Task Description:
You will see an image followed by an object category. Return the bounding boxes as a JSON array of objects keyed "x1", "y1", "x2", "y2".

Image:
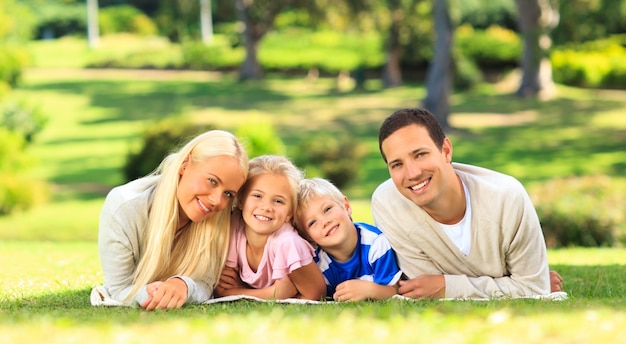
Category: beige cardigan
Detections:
[{"x1": 371, "y1": 163, "x2": 550, "y2": 299}]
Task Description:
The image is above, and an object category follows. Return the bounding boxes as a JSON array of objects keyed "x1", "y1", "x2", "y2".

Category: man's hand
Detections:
[
  {"x1": 397, "y1": 275, "x2": 445, "y2": 299},
  {"x1": 550, "y1": 270, "x2": 563, "y2": 292},
  {"x1": 141, "y1": 278, "x2": 188, "y2": 310}
]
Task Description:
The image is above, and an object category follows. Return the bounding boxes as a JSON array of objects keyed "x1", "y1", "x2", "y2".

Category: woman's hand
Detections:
[{"x1": 140, "y1": 278, "x2": 188, "y2": 310}]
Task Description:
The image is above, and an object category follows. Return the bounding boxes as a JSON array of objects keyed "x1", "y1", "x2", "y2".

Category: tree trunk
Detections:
[
  {"x1": 200, "y1": 0, "x2": 213, "y2": 45},
  {"x1": 382, "y1": 0, "x2": 403, "y2": 88},
  {"x1": 234, "y1": 0, "x2": 263, "y2": 80},
  {"x1": 514, "y1": 0, "x2": 558, "y2": 98},
  {"x1": 86, "y1": 0, "x2": 99, "y2": 49},
  {"x1": 422, "y1": 0, "x2": 453, "y2": 130}
]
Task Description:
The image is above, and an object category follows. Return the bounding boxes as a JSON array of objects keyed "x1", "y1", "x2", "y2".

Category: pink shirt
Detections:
[{"x1": 226, "y1": 212, "x2": 315, "y2": 288}]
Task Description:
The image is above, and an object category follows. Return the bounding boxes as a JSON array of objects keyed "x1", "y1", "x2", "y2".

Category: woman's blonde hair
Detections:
[
  {"x1": 294, "y1": 177, "x2": 345, "y2": 239},
  {"x1": 238, "y1": 155, "x2": 303, "y2": 225},
  {"x1": 124, "y1": 130, "x2": 248, "y2": 304}
]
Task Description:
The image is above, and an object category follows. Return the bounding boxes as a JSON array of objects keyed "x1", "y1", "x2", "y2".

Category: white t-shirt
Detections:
[{"x1": 437, "y1": 182, "x2": 472, "y2": 255}]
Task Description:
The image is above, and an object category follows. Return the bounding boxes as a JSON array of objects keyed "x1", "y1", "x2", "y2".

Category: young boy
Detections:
[{"x1": 295, "y1": 178, "x2": 402, "y2": 301}]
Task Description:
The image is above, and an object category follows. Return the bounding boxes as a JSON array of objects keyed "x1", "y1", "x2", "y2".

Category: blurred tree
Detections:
[
  {"x1": 422, "y1": 0, "x2": 455, "y2": 130},
  {"x1": 199, "y1": 0, "x2": 213, "y2": 45},
  {"x1": 86, "y1": 0, "x2": 99, "y2": 48},
  {"x1": 233, "y1": 0, "x2": 295, "y2": 80},
  {"x1": 340, "y1": 0, "x2": 431, "y2": 88},
  {"x1": 514, "y1": 0, "x2": 559, "y2": 98}
]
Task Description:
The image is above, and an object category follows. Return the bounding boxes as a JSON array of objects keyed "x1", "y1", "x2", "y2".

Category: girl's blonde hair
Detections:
[
  {"x1": 124, "y1": 130, "x2": 248, "y2": 304},
  {"x1": 238, "y1": 155, "x2": 303, "y2": 225},
  {"x1": 294, "y1": 177, "x2": 345, "y2": 239}
]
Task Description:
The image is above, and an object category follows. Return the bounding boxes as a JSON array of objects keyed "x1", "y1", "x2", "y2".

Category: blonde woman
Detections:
[{"x1": 95, "y1": 130, "x2": 248, "y2": 310}]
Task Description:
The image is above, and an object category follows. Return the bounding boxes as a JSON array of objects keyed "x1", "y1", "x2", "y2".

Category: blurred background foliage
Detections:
[{"x1": 1, "y1": 0, "x2": 625, "y2": 248}]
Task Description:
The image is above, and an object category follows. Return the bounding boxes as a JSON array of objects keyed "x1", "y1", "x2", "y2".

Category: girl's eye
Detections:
[
  {"x1": 323, "y1": 206, "x2": 332, "y2": 213},
  {"x1": 307, "y1": 220, "x2": 316, "y2": 228},
  {"x1": 274, "y1": 199, "x2": 285, "y2": 204}
]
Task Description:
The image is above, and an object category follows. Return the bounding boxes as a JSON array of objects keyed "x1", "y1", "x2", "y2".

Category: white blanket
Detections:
[{"x1": 90, "y1": 285, "x2": 568, "y2": 306}]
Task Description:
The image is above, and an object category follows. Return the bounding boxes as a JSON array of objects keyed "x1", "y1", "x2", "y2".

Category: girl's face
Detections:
[
  {"x1": 240, "y1": 173, "x2": 293, "y2": 236},
  {"x1": 177, "y1": 155, "x2": 246, "y2": 226}
]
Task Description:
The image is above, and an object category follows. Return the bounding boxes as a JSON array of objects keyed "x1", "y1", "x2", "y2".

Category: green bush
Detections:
[
  {"x1": 0, "y1": 127, "x2": 47, "y2": 214},
  {"x1": 0, "y1": 45, "x2": 30, "y2": 88},
  {"x1": 29, "y1": 1, "x2": 85, "y2": 39},
  {"x1": 1, "y1": 0, "x2": 37, "y2": 42},
  {"x1": 551, "y1": 40, "x2": 626, "y2": 89},
  {"x1": 261, "y1": 30, "x2": 384, "y2": 73},
  {"x1": 292, "y1": 133, "x2": 367, "y2": 190},
  {"x1": 181, "y1": 38, "x2": 244, "y2": 70},
  {"x1": 235, "y1": 122, "x2": 286, "y2": 159},
  {"x1": 1, "y1": 100, "x2": 47, "y2": 143},
  {"x1": 99, "y1": 5, "x2": 158, "y2": 36},
  {"x1": 454, "y1": 51, "x2": 482, "y2": 91},
  {"x1": 529, "y1": 176, "x2": 626, "y2": 248},
  {"x1": 456, "y1": 25, "x2": 521, "y2": 70},
  {"x1": 123, "y1": 118, "x2": 216, "y2": 182}
]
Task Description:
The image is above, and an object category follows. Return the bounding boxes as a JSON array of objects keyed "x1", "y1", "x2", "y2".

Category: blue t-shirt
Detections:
[{"x1": 314, "y1": 222, "x2": 402, "y2": 296}]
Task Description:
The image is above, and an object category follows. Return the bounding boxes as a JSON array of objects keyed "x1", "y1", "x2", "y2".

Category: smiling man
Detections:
[{"x1": 371, "y1": 108, "x2": 562, "y2": 300}]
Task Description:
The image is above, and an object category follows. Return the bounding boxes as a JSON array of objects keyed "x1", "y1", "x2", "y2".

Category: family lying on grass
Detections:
[{"x1": 93, "y1": 108, "x2": 565, "y2": 310}]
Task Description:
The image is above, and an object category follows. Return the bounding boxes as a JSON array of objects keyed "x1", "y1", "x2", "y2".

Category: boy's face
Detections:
[{"x1": 299, "y1": 195, "x2": 354, "y2": 249}]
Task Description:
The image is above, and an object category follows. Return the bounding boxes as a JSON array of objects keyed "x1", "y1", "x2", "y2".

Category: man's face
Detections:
[{"x1": 381, "y1": 124, "x2": 453, "y2": 212}]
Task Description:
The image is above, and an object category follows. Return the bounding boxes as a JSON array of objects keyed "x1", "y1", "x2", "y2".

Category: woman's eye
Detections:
[
  {"x1": 208, "y1": 178, "x2": 217, "y2": 185},
  {"x1": 224, "y1": 191, "x2": 234, "y2": 199}
]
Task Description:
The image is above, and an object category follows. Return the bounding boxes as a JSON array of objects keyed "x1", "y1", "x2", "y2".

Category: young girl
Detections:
[
  {"x1": 214, "y1": 155, "x2": 326, "y2": 300},
  {"x1": 95, "y1": 130, "x2": 249, "y2": 310}
]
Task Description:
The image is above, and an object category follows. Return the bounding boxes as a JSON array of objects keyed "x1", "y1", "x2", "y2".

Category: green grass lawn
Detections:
[
  {"x1": 1, "y1": 37, "x2": 626, "y2": 342},
  {"x1": 1, "y1": 241, "x2": 625, "y2": 343}
]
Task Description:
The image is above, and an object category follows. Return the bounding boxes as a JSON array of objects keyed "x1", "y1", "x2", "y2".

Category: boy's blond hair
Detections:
[{"x1": 295, "y1": 177, "x2": 345, "y2": 239}]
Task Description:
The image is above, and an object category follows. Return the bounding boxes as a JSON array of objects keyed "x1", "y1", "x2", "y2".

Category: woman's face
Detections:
[{"x1": 177, "y1": 155, "x2": 246, "y2": 226}]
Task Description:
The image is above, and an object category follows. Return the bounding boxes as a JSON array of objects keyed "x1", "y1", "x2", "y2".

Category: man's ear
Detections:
[{"x1": 442, "y1": 137, "x2": 453, "y2": 163}]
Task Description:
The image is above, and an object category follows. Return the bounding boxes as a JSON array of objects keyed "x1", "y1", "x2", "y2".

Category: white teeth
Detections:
[
  {"x1": 410, "y1": 179, "x2": 428, "y2": 191},
  {"x1": 197, "y1": 198, "x2": 210, "y2": 212},
  {"x1": 255, "y1": 215, "x2": 271, "y2": 221}
]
